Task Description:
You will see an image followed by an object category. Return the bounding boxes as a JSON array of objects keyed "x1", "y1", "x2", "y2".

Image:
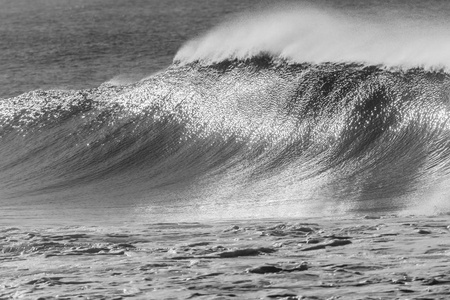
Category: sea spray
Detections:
[{"x1": 175, "y1": 5, "x2": 450, "y2": 70}]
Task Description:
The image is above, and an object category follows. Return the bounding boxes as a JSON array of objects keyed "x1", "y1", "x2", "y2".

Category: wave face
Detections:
[{"x1": 2, "y1": 56, "x2": 450, "y2": 219}]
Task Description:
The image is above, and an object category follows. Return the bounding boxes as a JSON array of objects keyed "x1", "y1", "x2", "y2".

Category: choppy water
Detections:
[{"x1": 2, "y1": 0, "x2": 450, "y2": 226}]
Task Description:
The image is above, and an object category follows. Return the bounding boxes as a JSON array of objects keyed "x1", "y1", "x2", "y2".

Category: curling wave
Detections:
[{"x1": 2, "y1": 54, "x2": 450, "y2": 217}]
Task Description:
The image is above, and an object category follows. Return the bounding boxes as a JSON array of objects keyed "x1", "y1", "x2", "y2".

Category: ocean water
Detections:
[
  {"x1": 2, "y1": 0, "x2": 450, "y2": 226},
  {"x1": 0, "y1": 0, "x2": 258, "y2": 99}
]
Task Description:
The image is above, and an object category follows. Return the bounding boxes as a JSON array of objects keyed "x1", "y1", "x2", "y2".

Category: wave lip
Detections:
[{"x1": 175, "y1": 5, "x2": 450, "y2": 70}]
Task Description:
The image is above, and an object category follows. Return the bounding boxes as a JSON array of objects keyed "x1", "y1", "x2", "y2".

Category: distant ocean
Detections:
[{"x1": 2, "y1": 0, "x2": 450, "y2": 226}]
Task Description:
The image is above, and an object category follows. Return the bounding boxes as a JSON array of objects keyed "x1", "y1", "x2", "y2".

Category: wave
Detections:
[
  {"x1": 175, "y1": 4, "x2": 450, "y2": 70},
  {"x1": 3, "y1": 4, "x2": 450, "y2": 218},
  {"x1": 2, "y1": 56, "x2": 450, "y2": 218}
]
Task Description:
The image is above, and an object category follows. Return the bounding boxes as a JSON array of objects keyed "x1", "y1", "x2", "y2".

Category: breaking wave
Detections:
[{"x1": 2, "y1": 6, "x2": 450, "y2": 219}]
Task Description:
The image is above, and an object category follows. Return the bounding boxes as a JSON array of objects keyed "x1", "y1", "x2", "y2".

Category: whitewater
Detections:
[{"x1": 2, "y1": 2, "x2": 450, "y2": 225}]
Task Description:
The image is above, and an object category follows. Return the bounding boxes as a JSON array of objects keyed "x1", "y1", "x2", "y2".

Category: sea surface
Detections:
[{"x1": 2, "y1": 0, "x2": 450, "y2": 227}]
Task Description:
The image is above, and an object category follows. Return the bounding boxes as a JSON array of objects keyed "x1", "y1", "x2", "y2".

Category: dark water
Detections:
[
  {"x1": 0, "y1": 0, "x2": 257, "y2": 99},
  {"x1": 2, "y1": 0, "x2": 450, "y2": 225}
]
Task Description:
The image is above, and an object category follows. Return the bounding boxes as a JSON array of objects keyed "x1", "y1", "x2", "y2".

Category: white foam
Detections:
[{"x1": 175, "y1": 4, "x2": 450, "y2": 69}]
